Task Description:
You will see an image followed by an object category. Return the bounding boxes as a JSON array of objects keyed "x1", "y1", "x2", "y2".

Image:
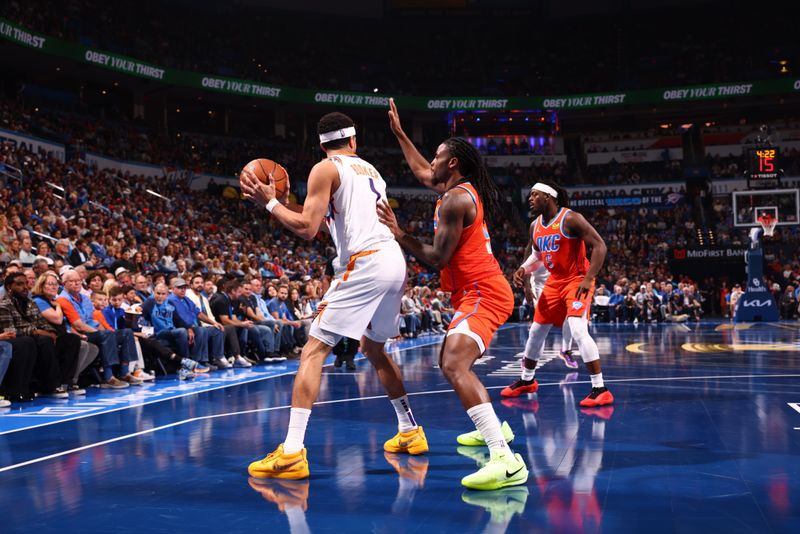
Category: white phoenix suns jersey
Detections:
[{"x1": 325, "y1": 155, "x2": 395, "y2": 270}]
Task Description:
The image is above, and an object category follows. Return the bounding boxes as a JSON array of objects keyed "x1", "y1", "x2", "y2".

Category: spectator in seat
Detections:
[
  {"x1": 69, "y1": 239, "x2": 90, "y2": 267},
  {"x1": 607, "y1": 285, "x2": 624, "y2": 323},
  {"x1": 103, "y1": 286, "x2": 182, "y2": 379},
  {"x1": 209, "y1": 279, "x2": 255, "y2": 368},
  {"x1": 779, "y1": 286, "x2": 797, "y2": 319},
  {"x1": 51, "y1": 239, "x2": 70, "y2": 264},
  {"x1": 142, "y1": 283, "x2": 210, "y2": 374},
  {"x1": 242, "y1": 278, "x2": 285, "y2": 362},
  {"x1": 400, "y1": 287, "x2": 420, "y2": 337},
  {"x1": 57, "y1": 269, "x2": 137, "y2": 389},
  {"x1": 0, "y1": 330, "x2": 37, "y2": 403},
  {"x1": 187, "y1": 273, "x2": 242, "y2": 365},
  {"x1": 0, "y1": 340, "x2": 11, "y2": 406},
  {"x1": 0, "y1": 271, "x2": 79, "y2": 398},
  {"x1": 133, "y1": 274, "x2": 152, "y2": 302},
  {"x1": 168, "y1": 277, "x2": 229, "y2": 369},
  {"x1": 267, "y1": 284, "x2": 304, "y2": 355},
  {"x1": 32, "y1": 271, "x2": 96, "y2": 394},
  {"x1": 17, "y1": 231, "x2": 37, "y2": 266}
]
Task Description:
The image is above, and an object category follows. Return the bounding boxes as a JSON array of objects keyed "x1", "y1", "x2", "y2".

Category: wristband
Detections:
[{"x1": 266, "y1": 198, "x2": 280, "y2": 213}]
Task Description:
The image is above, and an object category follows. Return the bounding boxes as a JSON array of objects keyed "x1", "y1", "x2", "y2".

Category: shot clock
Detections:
[{"x1": 747, "y1": 147, "x2": 781, "y2": 188}]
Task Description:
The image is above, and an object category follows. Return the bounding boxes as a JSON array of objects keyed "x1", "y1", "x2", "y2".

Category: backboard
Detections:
[{"x1": 732, "y1": 188, "x2": 799, "y2": 227}]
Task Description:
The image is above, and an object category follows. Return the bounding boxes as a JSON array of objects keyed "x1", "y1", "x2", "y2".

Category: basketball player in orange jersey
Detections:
[
  {"x1": 502, "y1": 181, "x2": 614, "y2": 407},
  {"x1": 240, "y1": 112, "x2": 428, "y2": 481},
  {"x1": 377, "y1": 98, "x2": 528, "y2": 491}
]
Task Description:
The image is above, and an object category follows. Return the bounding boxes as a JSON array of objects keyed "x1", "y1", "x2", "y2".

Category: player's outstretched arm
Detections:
[
  {"x1": 241, "y1": 160, "x2": 335, "y2": 240},
  {"x1": 388, "y1": 97, "x2": 435, "y2": 188},
  {"x1": 377, "y1": 191, "x2": 468, "y2": 270},
  {"x1": 565, "y1": 211, "x2": 607, "y2": 298}
]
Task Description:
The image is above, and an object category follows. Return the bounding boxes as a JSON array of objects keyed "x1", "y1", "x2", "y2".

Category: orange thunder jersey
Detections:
[
  {"x1": 531, "y1": 207, "x2": 590, "y2": 281},
  {"x1": 434, "y1": 182, "x2": 503, "y2": 292}
]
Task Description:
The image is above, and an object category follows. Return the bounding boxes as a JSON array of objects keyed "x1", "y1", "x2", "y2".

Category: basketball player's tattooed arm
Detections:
[
  {"x1": 564, "y1": 211, "x2": 607, "y2": 299},
  {"x1": 241, "y1": 160, "x2": 336, "y2": 240},
  {"x1": 377, "y1": 191, "x2": 469, "y2": 270},
  {"x1": 388, "y1": 98, "x2": 439, "y2": 191}
]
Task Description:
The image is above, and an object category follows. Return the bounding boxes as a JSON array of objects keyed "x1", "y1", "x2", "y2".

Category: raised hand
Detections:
[{"x1": 388, "y1": 97, "x2": 404, "y2": 137}]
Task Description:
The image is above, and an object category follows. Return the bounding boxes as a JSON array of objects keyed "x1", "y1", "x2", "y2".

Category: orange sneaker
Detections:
[
  {"x1": 579, "y1": 388, "x2": 614, "y2": 407},
  {"x1": 383, "y1": 426, "x2": 429, "y2": 455},
  {"x1": 248, "y1": 444, "x2": 310, "y2": 480},
  {"x1": 500, "y1": 379, "x2": 538, "y2": 398}
]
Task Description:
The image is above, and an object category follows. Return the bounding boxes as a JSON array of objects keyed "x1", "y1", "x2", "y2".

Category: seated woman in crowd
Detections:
[{"x1": 31, "y1": 271, "x2": 99, "y2": 392}]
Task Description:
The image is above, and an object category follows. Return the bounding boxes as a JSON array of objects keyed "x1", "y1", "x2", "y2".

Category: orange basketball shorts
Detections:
[
  {"x1": 533, "y1": 275, "x2": 594, "y2": 327},
  {"x1": 447, "y1": 274, "x2": 514, "y2": 353}
]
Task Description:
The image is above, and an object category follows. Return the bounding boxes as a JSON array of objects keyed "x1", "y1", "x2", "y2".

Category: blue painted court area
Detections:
[{"x1": 0, "y1": 322, "x2": 799, "y2": 533}]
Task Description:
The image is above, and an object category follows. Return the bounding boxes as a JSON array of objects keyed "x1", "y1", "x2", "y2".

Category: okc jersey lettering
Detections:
[
  {"x1": 535, "y1": 234, "x2": 561, "y2": 252},
  {"x1": 531, "y1": 207, "x2": 590, "y2": 281}
]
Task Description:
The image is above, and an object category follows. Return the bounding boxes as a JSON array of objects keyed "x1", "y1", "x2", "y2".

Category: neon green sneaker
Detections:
[
  {"x1": 456, "y1": 420, "x2": 515, "y2": 446},
  {"x1": 461, "y1": 449, "x2": 528, "y2": 491},
  {"x1": 462, "y1": 486, "x2": 530, "y2": 523}
]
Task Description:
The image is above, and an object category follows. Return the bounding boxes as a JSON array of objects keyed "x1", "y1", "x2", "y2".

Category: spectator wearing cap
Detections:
[
  {"x1": 142, "y1": 283, "x2": 210, "y2": 374},
  {"x1": 0, "y1": 271, "x2": 80, "y2": 398},
  {"x1": 168, "y1": 277, "x2": 228, "y2": 369},
  {"x1": 57, "y1": 269, "x2": 134, "y2": 389},
  {"x1": 115, "y1": 267, "x2": 132, "y2": 287}
]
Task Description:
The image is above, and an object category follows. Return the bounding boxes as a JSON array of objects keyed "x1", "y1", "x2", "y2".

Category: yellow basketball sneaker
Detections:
[
  {"x1": 461, "y1": 449, "x2": 528, "y2": 491},
  {"x1": 456, "y1": 420, "x2": 515, "y2": 446},
  {"x1": 383, "y1": 426, "x2": 429, "y2": 455},
  {"x1": 248, "y1": 444, "x2": 310, "y2": 480}
]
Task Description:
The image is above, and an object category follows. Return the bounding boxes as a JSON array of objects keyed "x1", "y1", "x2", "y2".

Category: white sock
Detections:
[
  {"x1": 390, "y1": 395, "x2": 418, "y2": 432},
  {"x1": 590, "y1": 373, "x2": 604, "y2": 388},
  {"x1": 467, "y1": 403, "x2": 513, "y2": 455},
  {"x1": 521, "y1": 364, "x2": 536, "y2": 382},
  {"x1": 284, "y1": 407, "x2": 311, "y2": 454}
]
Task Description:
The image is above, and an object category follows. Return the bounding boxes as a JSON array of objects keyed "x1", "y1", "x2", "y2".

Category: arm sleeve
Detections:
[{"x1": 520, "y1": 249, "x2": 543, "y2": 274}]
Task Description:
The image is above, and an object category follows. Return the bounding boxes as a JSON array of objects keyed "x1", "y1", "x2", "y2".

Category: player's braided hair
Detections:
[
  {"x1": 443, "y1": 137, "x2": 501, "y2": 230},
  {"x1": 537, "y1": 179, "x2": 570, "y2": 208}
]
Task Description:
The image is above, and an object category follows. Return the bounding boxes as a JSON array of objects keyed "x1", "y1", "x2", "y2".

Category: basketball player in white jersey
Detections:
[{"x1": 239, "y1": 112, "x2": 427, "y2": 480}]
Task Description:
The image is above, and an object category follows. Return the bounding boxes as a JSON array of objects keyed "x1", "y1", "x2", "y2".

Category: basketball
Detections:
[{"x1": 245, "y1": 158, "x2": 289, "y2": 199}]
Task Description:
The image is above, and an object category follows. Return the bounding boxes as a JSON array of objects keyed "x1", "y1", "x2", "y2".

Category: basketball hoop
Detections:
[{"x1": 757, "y1": 213, "x2": 777, "y2": 237}]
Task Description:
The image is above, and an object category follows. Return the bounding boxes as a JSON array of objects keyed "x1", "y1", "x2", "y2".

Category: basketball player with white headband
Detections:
[
  {"x1": 502, "y1": 180, "x2": 614, "y2": 408},
  {"x1": 240, "y1": 112, "x2": 428, "y2": 481},
  {"x1": 514, "y1": 187, "x2": 578, "y2": 370}
]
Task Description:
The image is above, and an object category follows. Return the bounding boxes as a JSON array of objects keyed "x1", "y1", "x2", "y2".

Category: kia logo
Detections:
[{"x1": 742, "y1": 300, "x2": 771, "y2": 308}]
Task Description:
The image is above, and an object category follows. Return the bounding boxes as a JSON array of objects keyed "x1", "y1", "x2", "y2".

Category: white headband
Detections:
[
  {"x1": 532, "y1": 183, "x2": 558, "y2": 198},
  {"x1": 319, "y1": 126, "x2": 356, "y2": 144}
]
